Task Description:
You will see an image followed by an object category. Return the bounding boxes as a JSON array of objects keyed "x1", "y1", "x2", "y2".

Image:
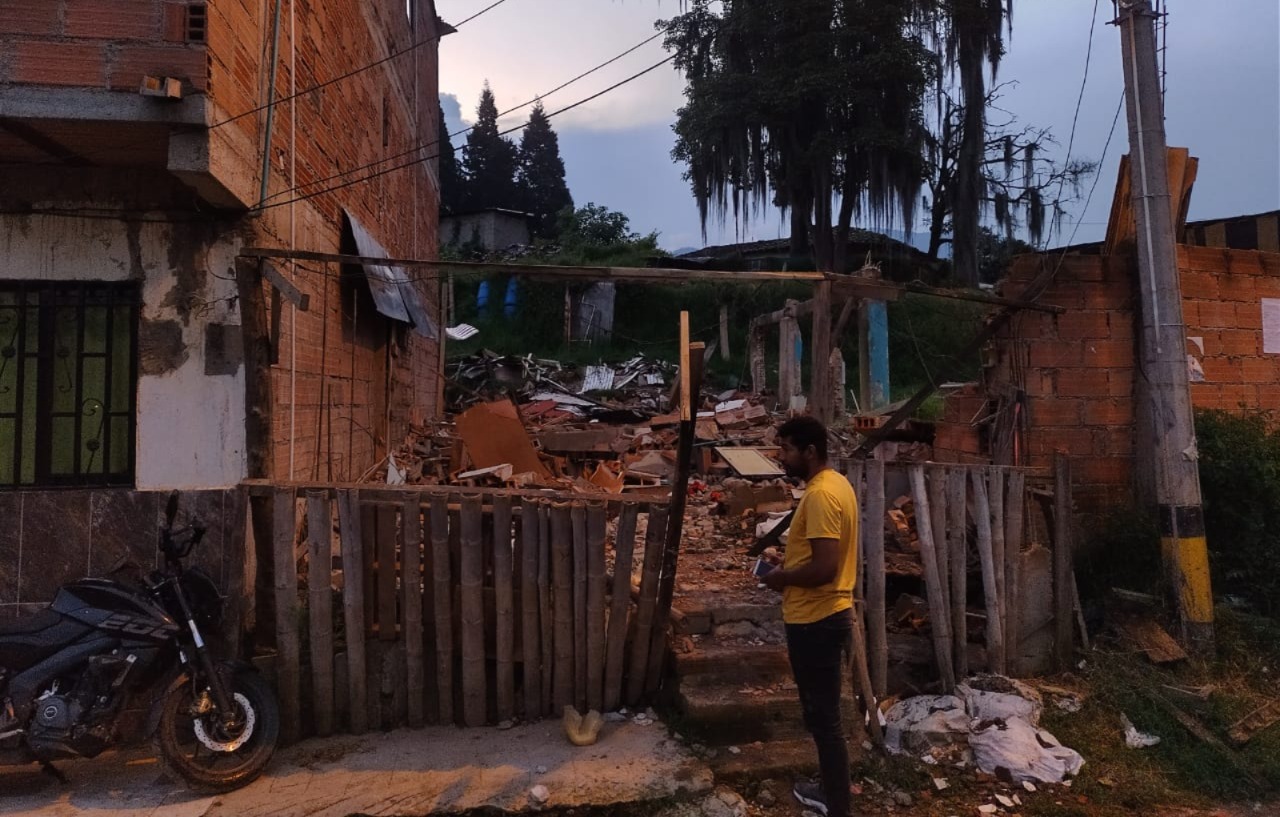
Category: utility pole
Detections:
[{"x1": 1116, "y1": 0, "x2": 1214, "y2": 652}]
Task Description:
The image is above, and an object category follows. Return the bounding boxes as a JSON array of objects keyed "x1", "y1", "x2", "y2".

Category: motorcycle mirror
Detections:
[{"x1": 165, "y1": 491, "x2": 180, "y2": 527}]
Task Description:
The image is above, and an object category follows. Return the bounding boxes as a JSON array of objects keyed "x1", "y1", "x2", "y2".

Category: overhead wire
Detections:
[{"x1": 1043, "y1": 0, "x2": 1102, "y2": 251}]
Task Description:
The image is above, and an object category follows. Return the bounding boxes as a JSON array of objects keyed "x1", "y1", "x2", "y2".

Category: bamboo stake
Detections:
[
  {"x1": 847, "y1": 462, "x2": 865, "y2": 604},
  {"x1": 428, "y1": 494, "x2": 454, "y2": 725},
  {"x1": 551, "y1": 502, "x2": 575, "y2": 711},
  {"x1": 493, "y1": 495, "x2": 515, "y2": 722},
  {"x1": 538, "y1": 502, "x2": 554, "y2": 716},
  {"x1": 1053, "y1": 454, "x2": 1075, "y2": 670},
  {"x1": 928, "y1": 465, "x2": 951, "y2": 615},
  {"x1": 908, "y1": 465, "x2": 955, "y2": 692},
  {"x1": 272, "y1": 488, "x2": 301, "y2": 744},
  {"x1": 520, "y1": 499, "x2": 542, "y2": 718},
  {"x1": 336, "y1": 489, "x2": 368, "y2": 734},
  {"x1": 970, "y1": 470, "x2": 1006, "y2": 674},
  {"x1": 571, "y1": 502, "x2": 589, "y2": 711},
  {"x1": 989, "y1": 467, "x2": 1007, "y2": 670},
  {"x1": 401, "y1": 496, "x2": 425, "y2": 728},
  {"x1": 864, "y1": 458, "x2": 888, "y2": 698},
  {"x1": 1004, "y1": 470, "x2": 1026, "y2": 676},
  {"x1": 604, "y1": 502, "x2": 639, "y2": 712},
  {"x1": 627, "y1": 505, "x2": 669, "y2": 705},
  {"x1": 459, "y1": 495, "x2": 486, "y2": 727},
  {"x1": 946, "y1": 468, "x2": 969, "y2": 679},
  {"x1": 306, "y1": 492, "x2": 335, "y2": 738},
  {"x1": 585, "y1": 502, "x2": 607, "y2": 712},
  {"x1": 849, "y1": 603, "x2": 884, "y2": 748}
]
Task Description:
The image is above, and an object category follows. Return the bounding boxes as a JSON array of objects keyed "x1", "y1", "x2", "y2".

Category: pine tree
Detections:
[
  {"x1": 461, "y1": 83, "x2": 520, "y2": 211},
  {"x1": 516, "y1": 101, "x2": 573, "y2": 239},
  {"x1": 438, "y1": 107, "x2": 465, "y2": 215}
]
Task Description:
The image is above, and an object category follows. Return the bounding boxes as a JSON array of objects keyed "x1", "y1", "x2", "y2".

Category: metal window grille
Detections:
[{"x1": 0, "y1": 282, "x2": 139, "y2": 488}]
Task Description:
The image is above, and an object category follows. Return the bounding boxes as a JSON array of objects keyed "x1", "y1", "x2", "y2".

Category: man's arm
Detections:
[{"x1": 763, "y1": 538, "x2": 840, "y2": 590}]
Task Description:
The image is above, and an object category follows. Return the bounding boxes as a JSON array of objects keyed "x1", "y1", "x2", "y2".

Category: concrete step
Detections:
[
  {"x1": 671, "y1": 678, "x2": 861, "y2": 745},
  {"x1": 674, "y1": 642, "x2": 792, "y2": 686},
  {"x1": 707, "y1": 737, "x2": 821, "y2": 783}
]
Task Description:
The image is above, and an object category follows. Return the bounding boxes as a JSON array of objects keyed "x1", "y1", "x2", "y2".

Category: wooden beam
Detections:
[{"x1": 262, "y1": 260, "x2": 310, "y2": 311}]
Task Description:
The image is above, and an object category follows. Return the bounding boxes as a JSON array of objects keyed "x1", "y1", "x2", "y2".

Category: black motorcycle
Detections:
[{"x1": 0, "y1": 493, "x2": 279, "y2": 792}]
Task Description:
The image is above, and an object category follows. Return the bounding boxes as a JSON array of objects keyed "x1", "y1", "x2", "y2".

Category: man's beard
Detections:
[{"x1": 783, "y1": 461, "x2": 807, "y2": 480}]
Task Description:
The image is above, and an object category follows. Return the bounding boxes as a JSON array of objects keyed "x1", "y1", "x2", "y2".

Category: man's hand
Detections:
[{"x1": 762, "y1": 569, "x2": 787, "y2": 591}]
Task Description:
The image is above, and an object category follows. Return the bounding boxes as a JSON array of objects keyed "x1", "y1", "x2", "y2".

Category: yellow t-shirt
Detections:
[{"x1": 781, "y1": 468, "x2": 859, "y2": 625}]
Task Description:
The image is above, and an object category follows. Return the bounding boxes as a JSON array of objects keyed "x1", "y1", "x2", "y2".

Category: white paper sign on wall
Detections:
[{"x1": 1263, "y1": 299, "x2": 1280, "y2": 354}]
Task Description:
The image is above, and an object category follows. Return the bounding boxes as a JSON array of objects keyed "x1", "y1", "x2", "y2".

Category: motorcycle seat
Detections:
[
  {"x1": 0, "y1": 607, "x2": 63, "y2": 636},
  {"x1": 0, "y1": 609, "x2": 92, "y2": 673}
]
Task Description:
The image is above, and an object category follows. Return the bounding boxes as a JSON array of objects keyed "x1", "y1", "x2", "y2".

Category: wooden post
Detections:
[
  {"x1": 538, "y1": 502, "x2": 554, "y2": 716},
  {"x1": 375, "y1": 506, "x2": 397, "y2": 641},
  {"x1": 1054, "y1": 454, "x2": 1075, "y2": 670},
  {"x1": 989, "y1": 467, "x2": 1007, "y2": 651},
  {"x1": 749, "y1": 323, "x2": 766, "y2": 395},
  {"x1": 337, "y1": 490, "x2": 368, "y2": 735},
  {"x1": 401, "y1": 495, "x2": 425, "y2": 728},
  {"x1": 428, "y1": 494, "x2": 454, "y2": 725},
  {"x1": 846, "y1": 461, "x2": 864, "y2": 604},
  {"x1": 928, "y1": 466, "x2": 951, "y2": 615},
  {"x1": 571, "y1": 502, "x2": 588, "y2": 711},
  {"x1": 864, "y1": 459, "x2": 888, "y2": 697},
  {"x1": 551, "y1": 502, "x2": 574, "y2": 711},
  {"x1": 811, "y1": 280, "x2": 833, "y2": 423},
  {"x1": 946, "y1": 468, "x2": 969, "y2": 679},
  {"x1": 1004, "y1": 470, "x2": 1026, "y2": 676},
  {"x1": 719, "y1": 304, "x2": 731, "y2": 361},
  {"x1": 272, "y1": 488, "x2": 300, "y2": 744},
  {"x1": 779, "y1": 301, "x2": 801, "y2": 403},
  {"x1": 627, "y1": 505, "x2": 669, "y2": 705},
  {"x1": 493, "y1": 495, "x2": 515, "y2": 722},
  {"x1": 306, "y1": 492, "x2": 335, "y2": 738},
  {"x1": 971, "y1": 470, "x2": 1006, "y2": 674},
  {"x1": 459, "y1": 495, "x2": 486, "y2": 727},
  {"x1": 585, "y1": 502, "x2": 607, "y2": 712},
  {"x1": 646, "y1": 328, "x2": 703, "y2": 693},
  {"x1": 604, "y1": 502, "x2": 639, "y2": 712},
  {"x1": 849, "y1": 604, "x2": 884, "y2": 748},
  {"x1": 520, "y1": 499, "x2": 542, "y2": 718},
  {"x1": 908, "y1": 465, "x2": 955, "y2": 692}
]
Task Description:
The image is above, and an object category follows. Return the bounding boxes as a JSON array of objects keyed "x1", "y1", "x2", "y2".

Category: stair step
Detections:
[
  {"x1": 674, "y1": 643, "x2": 791, "y2": 685},
  {"x1": 707, "y1": 737, "x2": 869, "y2": 783},
  {"x1": 672, "y1": 679, "x2": 861, "y2": 744}
]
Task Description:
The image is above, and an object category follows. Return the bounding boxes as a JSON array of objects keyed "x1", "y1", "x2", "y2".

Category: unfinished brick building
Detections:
[
  {"x1": 0, "y1": 1, "x2": 447, "y2": 615},
  {"x1": 934, "y1": 195, "x2": 1280, "y2": 515}
]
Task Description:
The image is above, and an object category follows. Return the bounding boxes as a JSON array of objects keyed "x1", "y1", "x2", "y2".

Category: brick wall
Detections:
[
  {"x1": 935, "y1": 246, "x2": 1280, "y2": 514},
  {"x1": 0, "y1": 0, "x2": 209, "y2": 90}
]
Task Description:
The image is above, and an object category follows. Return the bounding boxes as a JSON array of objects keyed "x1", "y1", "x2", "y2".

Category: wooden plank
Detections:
[
  {"x1": 262, "y1": 259, "x2": 310, "y2": 310},
  {"x1": 492, "y1": 495, "x2": 516, "y2": 722},
  {"x1": 551, "y1": 502, "x2": 575, "y2": 711},
  {"x1": 678, "y1": 312, "x2": 692, "y2": 421},
  {"x1": 946, "y1": 468, "x2": 969, "y2": 679},
  {"x1": 604, "y1": 502, "x2": 639, "y2": 712},
  {"x1": 1116, "y1": 615, "x2": 1188, "y2": 664},
  {"x1": 273, "y1": 488, "x2": 301, "y2": 744},
  {"x1": 538, "y1": 502, "x2": 554, "y2": 716},
  {"x1": 971, "y1": 469, "x2": 1005, "y2": 674},
  {"x1": 376, "y1": 506, "x2": 398, "y2": 641},
  {"x1": 908, "y1": 466, "x2": 955, "y2": 692},
  {"x1": 585, "y1": 502, "x2": 607, "y2": 713},
  {"x1": 864, "y1": 459, "x2": 888, "y2": 698},
  {"x1": 1004, "y1": 470, "x2": 1026, "y2": 676},
  {"x1": 520, "y1": 499, "x2": 542, "y2": 719},
  {"x1": 571, "y1": 502, "x2": 589, "y2": 711},
  {"x1": 627, "y1": 506, "x2": 669, "y2": 705},
  {"x1": 1053, "y1": 454, "x2": 1075, "y2": 670},
  {"x1": 401, "y1": 495, "x2": 425, "y2": 728},
  {"x1": 989, "y1": 467, "x2": 1007, "y2": 641},
  {"x1": 306, "y1": 491, "x2": 335, "y2": 738},
  {"x1": 928, "y1": 466, "x2": 950, "y2": 616},
  {"x1": 336, "y1": 490, "x2": 368, "y2": 735},
  {"x1": 459, "y1": 495, "x2": 486, "y2": 727},
  {"x1": 428, "y1": 494, "x2": 454, "y2": 724},
  {"x1": 360, "y1": 503, "x2": 377, "y2": 639},
  {"x1": 846, "y1": 461, "x2": 865, "y2": 604}
]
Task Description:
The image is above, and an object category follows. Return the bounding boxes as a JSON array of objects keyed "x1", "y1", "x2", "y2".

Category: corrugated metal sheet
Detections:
[{"x1": 342, "y1": 209, "x2": 437, "y2": 338}]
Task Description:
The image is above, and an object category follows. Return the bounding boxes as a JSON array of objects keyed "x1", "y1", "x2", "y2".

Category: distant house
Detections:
[
  {"x1": 670, "y1": 230, "x2": 944, "y2": 281},
  {"x1": 442, "y1": 208, "x2": 535, "y2": 253}
]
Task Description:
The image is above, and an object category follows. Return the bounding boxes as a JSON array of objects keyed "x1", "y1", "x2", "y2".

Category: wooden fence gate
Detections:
[{"x1": 245, "y1": 484, "x2": 674, "y2": 743}]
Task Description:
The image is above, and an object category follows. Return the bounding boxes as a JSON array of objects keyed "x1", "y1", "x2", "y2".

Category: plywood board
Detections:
[
  {"x1": 715, "y1": 447, "x2": 784, "y2": 477},
  {"x1": 456, "y1": 400, "x2": 552, "y2": 481}
]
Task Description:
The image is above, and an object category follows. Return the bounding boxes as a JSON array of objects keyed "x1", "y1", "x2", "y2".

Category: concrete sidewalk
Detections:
[{"x1": 0, "y1": 719, "x2": 714, "y2": 817}]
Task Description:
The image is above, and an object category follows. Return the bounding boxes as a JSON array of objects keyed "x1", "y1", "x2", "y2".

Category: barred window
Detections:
[{"x1": 0, "y1": 282, "x2": 139, "y2": 487}]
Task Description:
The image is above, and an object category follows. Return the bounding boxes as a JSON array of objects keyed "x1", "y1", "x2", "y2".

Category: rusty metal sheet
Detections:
[
  {"x1": 342, "y1": 209, "x2": 437, "y2": 338},
  {"x1": 455, "y1": 399, "x2": 551, "y2": 482}
]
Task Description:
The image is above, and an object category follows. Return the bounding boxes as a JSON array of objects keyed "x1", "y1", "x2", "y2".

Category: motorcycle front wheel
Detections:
[{"x1": 154, "y1": 669, "x2": 280, "y2": 793}]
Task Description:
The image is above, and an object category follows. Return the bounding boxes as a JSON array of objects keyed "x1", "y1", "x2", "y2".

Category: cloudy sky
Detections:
[{"x1": 436, "y1": 0, "x2": 1279, "y2": 253}]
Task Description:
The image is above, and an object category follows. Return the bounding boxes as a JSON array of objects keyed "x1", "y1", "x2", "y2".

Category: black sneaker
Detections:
[{"x1": 793, "y1": 779, "x2": 829, "y2": 816}]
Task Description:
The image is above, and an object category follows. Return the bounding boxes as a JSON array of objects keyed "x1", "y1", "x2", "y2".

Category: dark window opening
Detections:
[
  {"x1": 186, "y1": 3, "x2": 208, "y2": 43},
  {"x1": 0, "y1": 282, "x2": 139, "y2": 488}
]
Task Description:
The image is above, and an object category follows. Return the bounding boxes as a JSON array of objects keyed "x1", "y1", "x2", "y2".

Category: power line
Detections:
[
  {"x1": 1044, "y1": 0, "x2": 1102, "y2": 250},
  {"x1": 252, "y1": 54, "x2": 677, "y2": 213},
  {"x1": 263, "y1": 30, "x2": 667, "y2": 204},
  {"x1": 1052, "y1": 90, "x2": 1125, "y2": 258}
]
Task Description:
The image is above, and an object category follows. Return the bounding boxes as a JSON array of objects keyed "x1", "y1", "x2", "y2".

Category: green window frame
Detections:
[{"x1": 0, "y1": 282, "x2": 139, "y2": 487}]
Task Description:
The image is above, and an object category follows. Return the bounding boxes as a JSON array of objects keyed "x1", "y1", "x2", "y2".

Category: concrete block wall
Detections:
[{"x1": 935, "y1": 246, "x2": 1280, "y2": 515}]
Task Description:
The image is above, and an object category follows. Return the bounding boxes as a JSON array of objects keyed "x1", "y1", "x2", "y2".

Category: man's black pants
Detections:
[{"x1": 786, "y1": 609, "x2": 853, "y2": 817}]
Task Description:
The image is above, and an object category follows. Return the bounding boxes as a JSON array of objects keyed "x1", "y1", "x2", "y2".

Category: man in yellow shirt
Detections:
[{"x1": 762, "y1": 416, "x2": 859, "y2": 817}]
